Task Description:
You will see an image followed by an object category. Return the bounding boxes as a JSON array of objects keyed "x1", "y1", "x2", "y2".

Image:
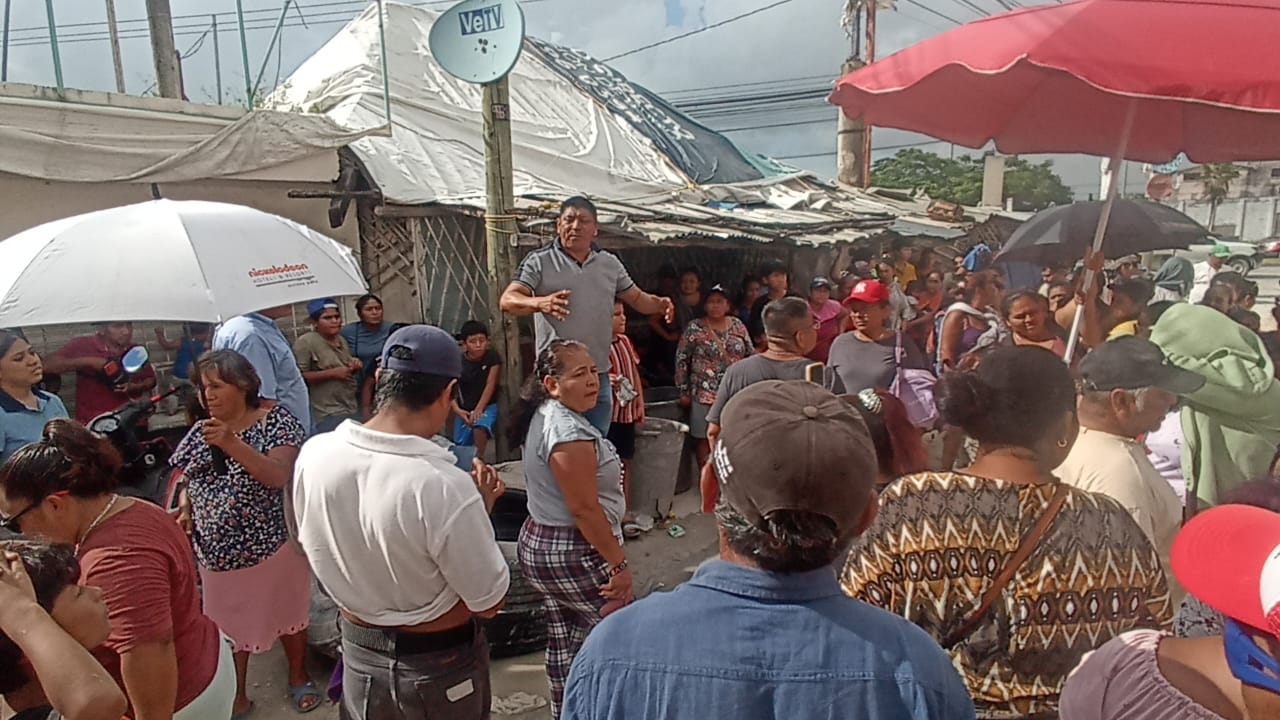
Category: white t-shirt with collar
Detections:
[{"x1": 292, "y1": 421, "x2": 509, "y2": 626}]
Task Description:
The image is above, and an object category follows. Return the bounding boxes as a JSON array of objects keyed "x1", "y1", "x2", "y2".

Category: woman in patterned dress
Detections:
[
  {"x1": 171, "y1": 350, "x2": 319, "y2": 717},
  {"x1": 675, "y1": 285, "x2": 752, "y2": 467},
  {"x1": 843, "y1": 346, "x2": 1172, "y2": 719}
]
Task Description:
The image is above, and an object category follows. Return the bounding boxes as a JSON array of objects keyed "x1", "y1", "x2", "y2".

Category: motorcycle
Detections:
[{"x1": 86, "y1": 346, "x2": 189, "y2": 510}]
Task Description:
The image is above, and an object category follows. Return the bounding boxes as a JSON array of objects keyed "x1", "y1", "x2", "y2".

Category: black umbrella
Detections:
[{"x1": 996, "y1": 199, "x2": 1209, "y2": 265}]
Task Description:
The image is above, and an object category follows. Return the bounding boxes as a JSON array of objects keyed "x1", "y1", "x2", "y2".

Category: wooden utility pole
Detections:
[
  {"x1": 104, "y1": 0, "x2": 126, "y2": 93},
  {"x1": 837, "y1": 1, "x2": 877, "y2": 187},
  {"x1": 836, "y1": 57, "x2": 867, "y2": 187},
  {"x1": 144, "y1": 0, "x2": 182, "y2": 98},
  {"x1": 483, "y1": 77, "x2": 523, "y2": 461},
  {"x1": 861, "y1": 0, "x2": 877, "y2": 187}
]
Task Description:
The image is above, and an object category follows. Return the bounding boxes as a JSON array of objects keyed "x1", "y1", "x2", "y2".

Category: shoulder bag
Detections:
[
  {"x1": 941, "y1": 483, "x2": 1071, "y2": 649},
  {"x1": 889, "y1": 331, "x2": 939, "y2": 429}
]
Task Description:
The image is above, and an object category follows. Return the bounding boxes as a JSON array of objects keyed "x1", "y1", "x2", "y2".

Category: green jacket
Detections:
[{"x1": 1149, "y1": 303, "x2": 1280, "y2": 509}]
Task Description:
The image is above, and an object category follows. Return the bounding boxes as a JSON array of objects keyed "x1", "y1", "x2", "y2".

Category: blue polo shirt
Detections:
[
  {"x1": 0, "y1": 389, "x2": 69, "y2": 462},
  {"x1": 214, "y1": 313, "x2": 312, "y2": 434},
  {"x1": 563, "y1": 560, "x2": 975, "y2": 720}
]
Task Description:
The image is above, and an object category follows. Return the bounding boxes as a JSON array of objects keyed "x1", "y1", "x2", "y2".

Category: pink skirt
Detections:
[{"x1": 200, "y1": 543, "x2": 311, "y2": 654}]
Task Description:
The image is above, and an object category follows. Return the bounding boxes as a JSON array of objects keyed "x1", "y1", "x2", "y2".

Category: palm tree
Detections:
[{"x1": 1201, "y1": 163, "x2": 1243, "y2": 230}]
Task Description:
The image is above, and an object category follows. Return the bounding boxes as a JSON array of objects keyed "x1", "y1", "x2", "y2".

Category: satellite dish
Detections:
[{"x1": 429, "y1": 0, "x2": 526, "y2": 84}]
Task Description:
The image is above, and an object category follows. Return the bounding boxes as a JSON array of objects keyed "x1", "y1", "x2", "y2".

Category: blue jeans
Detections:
[{"x1": 583, "y1": 373, "x2": 613, "y2": 434}]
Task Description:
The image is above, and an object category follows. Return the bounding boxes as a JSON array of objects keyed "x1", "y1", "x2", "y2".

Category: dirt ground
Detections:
[{"x1": 247, "y1": 489, "x2": 718, "y2": 720}]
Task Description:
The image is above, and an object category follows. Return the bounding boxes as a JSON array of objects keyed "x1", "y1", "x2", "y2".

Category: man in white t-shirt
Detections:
[
  {"x1": 292, "y1": 325, "x2": 509, "y2": 720},
  {"x1": 1188, "y1": 244, "x2": 1230, "y2": 304},
  {"x1": 1055, "y1": 336, "x2": 1205, "y2": 605}
]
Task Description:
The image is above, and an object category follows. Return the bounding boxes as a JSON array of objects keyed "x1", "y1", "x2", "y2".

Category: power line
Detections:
[
  {"x1": 6, "y1": 0, "x2": 550, "y2": 48},
  {"x1": 602, "y1": 0, "x2": 800, "y2": 62},
  {"x1": 776, "y1": 139, "x2": 948, "y2": 160},
  {"x1": 947, "y1": 0, "x2": 993, "y2": 18},
  {"x1": 657, "y1": 73, "x2": 834, "y2": 97},
  {"x1": 718, "y1": 117, "x2": 834, "y2": 133},
  {"x1": 901, "y1": 0, "x2": 965, "y2": 25}
]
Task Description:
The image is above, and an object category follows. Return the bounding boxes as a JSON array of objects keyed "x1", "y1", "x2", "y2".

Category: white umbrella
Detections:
[{"x1": 0, "y1": 199, "x2": 368, "y2": 326}]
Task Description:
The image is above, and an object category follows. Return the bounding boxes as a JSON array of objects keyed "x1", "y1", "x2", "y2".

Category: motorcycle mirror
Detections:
[{"x1": 121, "y1": 345, "x2": 149, "y2": 374}]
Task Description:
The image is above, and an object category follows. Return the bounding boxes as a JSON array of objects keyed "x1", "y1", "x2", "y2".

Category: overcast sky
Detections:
[{"x1": 4, "y1": 0, "x2": 1149, "y2": 199}]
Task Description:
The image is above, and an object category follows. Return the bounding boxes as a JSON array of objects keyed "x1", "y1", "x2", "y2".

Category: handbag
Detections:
[
  {"x1": 889, "y1": 331, "x2": 939, "y2": 429},
  {"x1": 941, "y1": 484, "x2": 1070, "y2": 649}
]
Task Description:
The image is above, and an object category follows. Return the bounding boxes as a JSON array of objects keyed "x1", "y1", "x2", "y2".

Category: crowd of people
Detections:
[{"x1": 4, "y1": 194, "x2": 1280, "y2": 720}]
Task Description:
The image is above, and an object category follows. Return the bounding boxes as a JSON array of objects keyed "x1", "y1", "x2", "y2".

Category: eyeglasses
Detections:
[
  {"x1": 0, "y1": 490, "x2": 68, "y2": 533},
  {"x1": 0, "y1": 502, "x2": 37, "y2": 533}
]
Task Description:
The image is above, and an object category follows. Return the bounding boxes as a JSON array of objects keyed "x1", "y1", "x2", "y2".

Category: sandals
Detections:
[
  {"x1": 231, "y1": 701, "x2": 255, "y2": 720},
  {"x1": 622, "y1": 520, "x2": 644, "y2": 539},
  {"x1": 288, "y1": 681, "x2": 323, "y2": 714}
]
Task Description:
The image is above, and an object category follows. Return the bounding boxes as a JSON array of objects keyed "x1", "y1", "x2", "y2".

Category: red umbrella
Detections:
[
  {"x1": 828, "y1": 0, "x2": 1280, "y2": 164},
  {"x1": 829, "y1": 0, "x2": 1280, "y2": 360}
]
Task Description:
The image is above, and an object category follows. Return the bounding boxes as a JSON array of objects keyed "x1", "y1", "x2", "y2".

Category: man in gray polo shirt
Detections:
[{"x1": 501, "y1": 196, "x2": 673, "y2": 432}]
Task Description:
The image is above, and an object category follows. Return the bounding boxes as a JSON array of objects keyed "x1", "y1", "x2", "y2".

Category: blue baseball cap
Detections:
[
  {"x1": 380, "y1": 325, "x2": 462, "y2": 379},
  {"x1": 306, "y1": 298, "x2": 339, "y2": 319}
]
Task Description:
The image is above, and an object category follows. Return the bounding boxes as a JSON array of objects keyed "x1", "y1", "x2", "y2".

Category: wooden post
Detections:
[
  {"x1": 861, "y1": 0, "x2": 877, "y2": 188},
  {"x1": 104, "y1": 0, "x2": 126, "y2": 93},
  {"x1": 836, "y1": 58, "x2": 867, "y2": 187},
  {"x1": 144, "y1": 0, "x2": 182, "y2": 99},
  {"x1": 483, "y1": 77, "x2": 523, "y2": 461}
]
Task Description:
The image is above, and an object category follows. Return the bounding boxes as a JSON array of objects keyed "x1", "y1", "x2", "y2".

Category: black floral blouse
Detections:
[{"x1": 170, "y1": 406, "x2": 306, "y2": 572}]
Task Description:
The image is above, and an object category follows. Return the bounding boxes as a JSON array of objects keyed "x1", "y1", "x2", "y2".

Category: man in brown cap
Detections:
[{"x1": 560, "y1": 381, "x2": 974, "y2": 720}]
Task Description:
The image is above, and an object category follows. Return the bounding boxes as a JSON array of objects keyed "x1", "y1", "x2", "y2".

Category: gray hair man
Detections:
[
  {"x1": 1055, "y1": 335, "x2": 1205, "y2": 603},
  {"x1": 561, "y1": 381, "x2": 974, "y2": 720},
  {"x1": 704, "y1": 297, "x2": 844, "y2": 451}
]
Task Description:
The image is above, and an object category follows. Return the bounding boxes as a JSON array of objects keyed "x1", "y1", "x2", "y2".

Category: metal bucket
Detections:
[
  {"x1": 629, "y1": 417, "x2": 689, "y2": 519},
  {"x1": 642, "y1": 387, "x2": 698, "y2": 494},
  {"x1": 644, "y1": 386, "x2": 685, "y2": 422}
]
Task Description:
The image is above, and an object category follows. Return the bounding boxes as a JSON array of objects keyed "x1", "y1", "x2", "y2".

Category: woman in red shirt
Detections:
[{"x1": 0, "y1": 420, "x2": 234, "y2": 720}]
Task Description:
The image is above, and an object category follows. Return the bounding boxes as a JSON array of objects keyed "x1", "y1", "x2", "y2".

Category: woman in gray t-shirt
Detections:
[{"x1": 512, "y1": 340, "x2": 630, "y2": 718}]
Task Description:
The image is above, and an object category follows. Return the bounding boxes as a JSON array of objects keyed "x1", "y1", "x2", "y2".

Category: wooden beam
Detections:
[{"x1": 287, "y1": 189, "x2": 382, "y2": 199}]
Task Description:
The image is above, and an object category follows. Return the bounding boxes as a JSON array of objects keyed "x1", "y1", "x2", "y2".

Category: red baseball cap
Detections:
[
  {"x1": 1171, "y1": 504, "x2": 1280, "y2": 638},
  {"x1": 843, "y1": 279, "x2": 891, "y2": 305}
]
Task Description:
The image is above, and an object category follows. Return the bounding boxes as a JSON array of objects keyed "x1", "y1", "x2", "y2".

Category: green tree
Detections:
[
  {"x1": 871, "y1": 149, "x2": 1072, "y2": 211},
  {"x1": 1200, "y1": 163, "x2": 1243, "y2": 229}
]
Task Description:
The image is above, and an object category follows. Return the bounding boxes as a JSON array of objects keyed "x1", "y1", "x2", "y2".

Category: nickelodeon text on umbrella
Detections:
[{"x1": 248, "y1": 264, "x2": 319, "y2": 289}]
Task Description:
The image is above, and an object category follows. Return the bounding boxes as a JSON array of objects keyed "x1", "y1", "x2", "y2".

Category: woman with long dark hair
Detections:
[
  {"x1": 510, "y1": 340, "x2": 629, "y2": 719},
  {"x1": 937, "y1": 270, "x2": 1006, "y2": 372},
  {"x1": 675, "y1": 286, "x2": 752, "y2": 467},
  {"x1": 0, "y1": 420, "x2": 234, "y2": 720},
  {"x1": 0, "y1": 330, "x2": 68, "y2": 463},
  {"x1": 340, "y1": 294, "x2": 396, "y2": 417}
]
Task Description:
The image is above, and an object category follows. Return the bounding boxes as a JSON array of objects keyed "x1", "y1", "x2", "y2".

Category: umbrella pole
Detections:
[{"x1": 1063, "y1": 102, "x2": 1138, "y2": 364}]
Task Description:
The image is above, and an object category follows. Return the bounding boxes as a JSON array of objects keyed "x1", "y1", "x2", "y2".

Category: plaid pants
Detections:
[{"x1": 517, "y1": 518, "x2": 613, "y2": 719}]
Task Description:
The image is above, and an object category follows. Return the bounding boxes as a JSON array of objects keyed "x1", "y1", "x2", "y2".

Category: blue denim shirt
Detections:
[
  {"x1": 214, "y1": 314, "x2": 312, "y2": 433},
  {"x1": 563, "y1": 560, "x2": 975, "y2": 720}
]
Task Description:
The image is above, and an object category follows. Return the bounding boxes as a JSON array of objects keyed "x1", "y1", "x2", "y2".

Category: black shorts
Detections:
[{"x1": 606, "y1": 421, "x2": 636, "y2": 459}]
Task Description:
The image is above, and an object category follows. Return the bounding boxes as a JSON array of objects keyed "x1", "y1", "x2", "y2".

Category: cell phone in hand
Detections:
[{"x1": 804, "y1": 362, "x2": 825, "y2": 384}]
